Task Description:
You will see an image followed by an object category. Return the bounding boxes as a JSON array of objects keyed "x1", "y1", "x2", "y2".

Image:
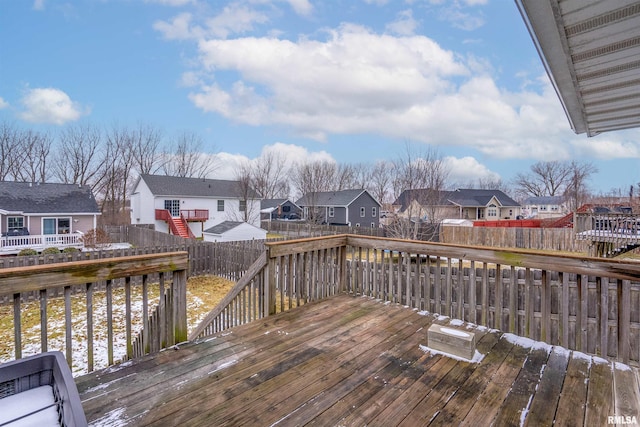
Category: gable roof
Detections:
[
  {"x1": 523, "y1": 195, "x2": 565, "y2": 206},
  {"x1": 296, "y1": 189, "x2": 380, "y2": 207},
  {"x1": 203, "y1": 221, "x2": 244, "y2": 234},
  {"x1": 0, "y1": 181, "x2": 100, "y2": 214},
  {"x1": 260, "y1": 198, "x2": 300, "y2": 210},
  {"x1": 447, "y1": 188, "x2": 520, "y2": 207},
  {"x1": 137, "y1": 174, "x2": 260, "y2": 199},
  {"x1": 394, "y1": 188, "x2": 520, "y2": 211},
  {"x1": 516, "y1": 0, "x2": 640, "y2": 136}
]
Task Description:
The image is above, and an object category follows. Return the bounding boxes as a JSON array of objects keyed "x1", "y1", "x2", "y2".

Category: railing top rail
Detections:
[
  {"x1": 265, "y1": 234, "x2": 348, "y2": 257},
  {"x1": 0, "y1": 251, "x2": 189, "y2": 294},
  {"x1": 266, "y1": 234, "x2": 640, "y2": 281}
]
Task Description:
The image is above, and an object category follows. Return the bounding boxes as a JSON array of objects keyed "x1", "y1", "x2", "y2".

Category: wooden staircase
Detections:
[
  {"x1": 155, "y1": 209, "x2": 196, "y2": 239},
  {"x1": 169, "y1": 216, "x2": 193, "y2": 238}
]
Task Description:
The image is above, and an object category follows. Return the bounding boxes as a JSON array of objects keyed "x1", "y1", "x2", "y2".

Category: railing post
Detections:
[
  {"x1": 173, "y1": 268, "x2": 188, "y2": 343},
  {"x1": 262, "y1": 247, "x2": 277, "y2": 317}
]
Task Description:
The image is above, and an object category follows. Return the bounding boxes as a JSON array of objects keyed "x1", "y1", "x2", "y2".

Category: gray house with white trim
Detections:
[
  {"x1": 296, "y1": 189, "x2": 382, "y2": 228},
  {"x1": 0, "y1": 181, "x2": 100, "y2": 253}
]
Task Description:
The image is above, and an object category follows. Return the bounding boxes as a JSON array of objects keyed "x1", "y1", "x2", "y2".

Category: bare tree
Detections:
[
  {"x1": 231, "y1": 160, "x2": 261, "y2": 224},
  {"x1": 53, "y1": 123, "x2": 105, "y2": 190},
  {"x1": 333, "y1": 163, "x2": 358, "y2": 190},
  {"x1": 130, "y1": 122, "x2": 163, "y2": 175},
  {"x1": 162, "y1": 131, "x2": 217, "y2": 178},
  {"x1": 387, "y1": 144, "x2": 450, "y2": 240},
  {"x1": 514, "y1": 160, "x2": 573, "y2": 198},
  {"x1": 251, "y1": 150, "x2": 290, "y2": 199},
  {"x1": 95, "y1": 124, "x2": 136, "y2": 225},
  {"x1": 563, "y1": 161, "x2": 597, "y2": 211},
  {"x1": 291, "y1": 160, "x2": 338, "y2": 222},
  {"x1": 0, "y1": 122, "x2": 23, "y2": 181},
  {"x1": 368, "y1": 160, "x2": 394, "y2": 205},
  {"x1": 14, "y1": 129, "x2": 52, "y2": 183}
]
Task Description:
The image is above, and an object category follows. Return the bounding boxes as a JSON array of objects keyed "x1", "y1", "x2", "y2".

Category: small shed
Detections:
[{"x1": 202, "y1": 221, "x2": 267, "y2": 243}]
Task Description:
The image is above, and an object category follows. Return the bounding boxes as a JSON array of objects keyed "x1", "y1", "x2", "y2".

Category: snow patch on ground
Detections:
[
  {"x1": 502, "y1": 333, "x2": 552, "y2": 353},
  {"x1": 88, "y1": 407, "x2": 127, "y2": 427}
]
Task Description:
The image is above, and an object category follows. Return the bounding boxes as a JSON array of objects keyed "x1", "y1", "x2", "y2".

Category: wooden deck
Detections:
[{"x1": 76, "y1": 294, "x2": 640, "y2": 426}]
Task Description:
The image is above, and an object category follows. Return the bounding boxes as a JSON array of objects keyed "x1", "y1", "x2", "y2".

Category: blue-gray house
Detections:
[{"x1": 296, "y1": 189, "x2": 382, "y2": 228}]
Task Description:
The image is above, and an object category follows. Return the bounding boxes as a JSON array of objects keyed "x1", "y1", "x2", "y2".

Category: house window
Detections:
[
  {"x1": 360, "y1": 207, "x2": 365, "y2": 217},
  {"x1": 164, "y1": 200, "x2": 180, "y2": 217},
  {"x1": 217, "y1": 200, "x2": 225, "y2": 212},
  {"x1": 487, "y1": 204, "x2": 497, "y2": 217},
  {"x1": 7, "y1": 216, "x2": 24, "y2": 232},
  {"x1": 239, "y1": 200, "x2": 246, "y2": 212},
  {"x1": 328, "y1": 207, "x2": 335, "y2": 218},
  {"x1": 355, "y1": 223, "x2": 360, "y2": 227},
  {"x1": 371, "y1": 222, "x2": 375, "y2": 228},
  {"x1": 282, "y1": 205, "x2": 291, "y2": 212},
  {"x1": 372, "y1": 207, "x2": 377, "y2": 217},
  {"x1": 43, "y1": 218, "x2": 70, "y2": 235}
]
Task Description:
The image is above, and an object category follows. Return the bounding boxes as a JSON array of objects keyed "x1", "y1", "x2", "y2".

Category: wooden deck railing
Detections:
[
  {"x1": 180, "y1": 209, "x2": 209, "y2": 221},
  {"x1": 0, "y1": 252, "x2": 188, "y2": 373},
  {"x1": 575, "y1": 212, "x2": 640, "y2": 256},
  {"x1": 191, "y1": 234, "x2": 640, "y2": 366}
]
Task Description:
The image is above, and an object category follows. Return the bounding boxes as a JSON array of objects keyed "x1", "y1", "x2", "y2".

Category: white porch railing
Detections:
[{"x1": 0, "y1": 233, "x2": 83, "y2": 253}]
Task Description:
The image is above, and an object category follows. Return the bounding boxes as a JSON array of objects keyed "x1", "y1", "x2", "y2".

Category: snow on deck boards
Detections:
[{"x1": 75, "y1": 294, "x2": 640, "y2": 426}]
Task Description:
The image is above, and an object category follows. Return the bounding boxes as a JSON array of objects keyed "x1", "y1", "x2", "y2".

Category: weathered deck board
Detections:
[
  {"x1": 75, "y1": 294, "x2": 640, "y2": 426},
  {"x1": 553, "y1": 352, "x2": 591, "y2": 426},
  {"x1": 525, "y1": 346, "x2": 570, "y2": 426}
]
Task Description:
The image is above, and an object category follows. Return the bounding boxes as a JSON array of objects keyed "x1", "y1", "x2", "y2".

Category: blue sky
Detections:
[{"x1": 1, "y1": 0, "x2": 639, "y2": 195}]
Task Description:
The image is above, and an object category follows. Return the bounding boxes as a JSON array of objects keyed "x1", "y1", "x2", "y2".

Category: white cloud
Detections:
[
  {"x1": 213, "y1": 142, "x2": 334, "y2": 180},
  {"x1": 386, "y1": 9, "x2": 418, "y2": 36},
  {"x1": 0, "y1": 97, "x2": 8, "y2": 109},
  {"x1": 32, "y1": 0, "x2": 45, "y2": 11},
  {"x1": 153, "y1": 12, "x2": 202, "y2": 40},
  {"x1": 19, "y1": 88, "x2": 87, "y2": 125},
  {"x1": 191, "y1": 24, "x2": 468, "y2": 140},
  {"x1": 444, "y1": 156, "x2": 501, "y2": 186},
  {"x1": 154, "y1": 5, "x2": 269, "y2": 40},
  {"x1": 285, "y1": 0, "x2": 313, "y2": 16},
  {"x1": 569, "y1": 133, "x2": 640, "y2": 160}
]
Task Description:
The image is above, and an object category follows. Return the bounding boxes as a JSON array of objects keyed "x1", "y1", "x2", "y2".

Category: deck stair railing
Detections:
[
  {"x1": 155, "y1": 209, "x2": 195, "y2": 239},
  {"x1": 0, "y1": 252, "x2": 188, "y2": 373},
  {"x1": 191, "y1": 234, "x2": 640, "y2": 367}
]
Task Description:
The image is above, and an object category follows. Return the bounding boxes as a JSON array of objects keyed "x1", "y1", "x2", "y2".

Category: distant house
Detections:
[
  {"x1": 296, "y1": 189, "x2": 382, "y2": 227},
  {"x1": 394, "y1": 188, "x2": 521, "y2": 221},
  {"x1": 260, "y1": 199, "x2": 302, "y2": 221},
  {"x1": 202, "y1": 221, "x2": 267, "y2": 243},
  {"x1": 130, "y1": 174, "x2": 261, "y2": 238},
  {"x1": 0, "y1": 181, "x2": 100, "y2": 253},
  {"x1": 521, "y1": 196, "x2": 568, "y2": 219}
]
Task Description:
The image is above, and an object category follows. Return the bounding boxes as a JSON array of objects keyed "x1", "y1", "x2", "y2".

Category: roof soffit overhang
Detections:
[{"x1": 516, "y1": 0, "x2": 640, "y2": 136}]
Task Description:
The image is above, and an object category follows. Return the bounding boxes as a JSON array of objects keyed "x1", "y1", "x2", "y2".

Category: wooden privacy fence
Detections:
[
  {"x1": 0, "y1": 252, "x2": 188, "y2": 374},
  {"x1": 0, "y1": 239, "x2": 265, "y2": 282},
  {"x1": 440, "y1": 225, "x2": 588, "y2": 252},
  {"x1": 191, "y1": 234, "x2": 640, "y2": 366}
]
